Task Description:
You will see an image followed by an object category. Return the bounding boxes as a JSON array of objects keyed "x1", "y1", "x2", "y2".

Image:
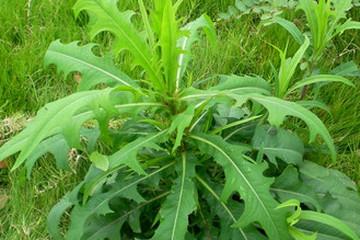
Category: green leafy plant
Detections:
[
  {"x1": 263, "y1": 0, "x2": 360, "y2": 98},
  {"x1": 268, "y1": 36, "x2": 355, "y2": 99},
  {"x1": 1, "y1": 0, "x2": 360, "y2": 239}
]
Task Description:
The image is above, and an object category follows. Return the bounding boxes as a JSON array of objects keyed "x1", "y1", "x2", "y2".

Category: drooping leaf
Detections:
[
  {"x1": 295, "y1": 221, "x2": 353, "y2": 240},
  {"x1": 252, "y1": 125, "x2": 304, "y2": 166},
  {"x1": 277, "y1": 198, "x2": 359, "y2": 240},
  {"x1": 296, "y1": 100, "x2": 330, "y2": 113},
  {"x1": 262, "y1": 17, "x2": 305, "y2": 45},
  {"x1": 250, "y1": 95, "x2": 336, "y2": 161},
  {"x1": 151, "y1": 152, "x2": 197, "y2": 240},
  {"x1": 213, "y1": 104, "x2": 248, "y2": 122},
  {"x1": 327, "y1": 0, "x2": 354, "y2": 38},
  {"x1": 82, "y1": 209, "x2": 127, "y2": 240},
  {"x1": 321, "y1": 194, "x2": 360, "y2": 236},
  {"x1": 298, "y1": 161, "x2": 360, "y2": 235},
  {"x1": 287, "y1": 74, "x2": 355, "y2": 93},
  {"x1": 82, "y1": 192, "x2": 168, "y2": 240},
  {"x1": 336, "y1": 19, "x2": 360, "y2": 35},
  {"x1": 25, "y1": 134, "x2": 71, "y2": 176},
  {"x1": 289, "y1": 226, "x2": 318, "y2": 240},
  {"x1": 190, "y1": 133, "x2": 290, "y2": 240},
  {"x1": 0, "y1": 88, "x2": 115, "y2": 170},
  {"x1": 211, "y1": 75, "x2": 271, "y2": 96},
  {"x1": 45, "y1": 40, "x2": 136, "y2": 91},
  {"x1": 108, "y1": 130, "x2": 167, "y2": 173},
  {"x1": 180, "y1": 75, "x2": 271, "y2": 103},
  {"x1": 0, "y1": 89, "x2": 161, "y2": 171}
]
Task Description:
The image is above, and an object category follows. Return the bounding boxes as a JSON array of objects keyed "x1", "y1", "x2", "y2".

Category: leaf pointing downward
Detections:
[
  {"x1": 0, "y1": 88, "x2": 117, "y2": 170},
  {"x1": 190, "y1": 133, "x2": 290, "y2": 240},
  {"x1": 151, "y1": 152, "x2": 197, "y2": 240},
  {"x1": 251, "y1": 95, "x2": 336, "y2": 161}
]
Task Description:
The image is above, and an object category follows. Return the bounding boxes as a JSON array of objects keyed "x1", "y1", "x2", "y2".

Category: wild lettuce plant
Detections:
[{"x1": 0, "y1": 0, "x2": 360, "y2": 239}]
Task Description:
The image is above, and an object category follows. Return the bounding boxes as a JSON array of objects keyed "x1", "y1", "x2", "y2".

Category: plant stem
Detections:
[{"x1": 300, "y1": 59, "x2": 315, "y2": 100}]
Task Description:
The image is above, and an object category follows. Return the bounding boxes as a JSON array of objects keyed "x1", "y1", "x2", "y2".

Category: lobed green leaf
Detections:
[
  {"x1": 73, "y1": 0, "x2": 164, "y2": 90},
  {"x1": 151, "y1": 152, "x2": 197, "y2": 240},
  {"x1": 250, "y1": 95, "x2": 337, "y2": 161},
  {"x1": 190, "y1": 133, "x2": 290, "y2": 240},
  {"x1": 176, "y1": 14, "x2": 215, "y2": 86},
  {"x1": 45, "y1": 40, "x2": 137, "y2": 91}
]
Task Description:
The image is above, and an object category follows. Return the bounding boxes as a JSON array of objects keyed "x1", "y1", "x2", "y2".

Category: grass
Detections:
[
  {"x1": 0, "y1": 0, "x2": 83, "y2": 115},
  {"x1": 0, "y1": 0, "x2": 359, "y2": 239}
]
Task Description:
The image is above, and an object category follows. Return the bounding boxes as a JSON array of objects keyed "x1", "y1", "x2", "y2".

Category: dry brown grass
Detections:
[{"x1": 0, "y1": 113, "x2": 30, "y2": 146}]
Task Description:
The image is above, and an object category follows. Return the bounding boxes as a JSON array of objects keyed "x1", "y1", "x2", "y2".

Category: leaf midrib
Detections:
[
  {"x1": 92, "y1": 2, "x2": 162, "y2": 86},
  {"x1": 85, "y1": 162, "x2": 175, "y2": 224},
  {"x1": 270, "y1": 188, "x2": 318, "y2": 204},
  {"x1": 171, "y1": 154, "x2": 187, "y2": 240},
  {"x1": 110, "y1": 130, "x2": 167, "y2": 167},
  {"x1": 251, "y1": 96, "x2": 333, "y2": 147},
  {"x1": 191, "y1": 135, "x2": 279, "y2": 237},
  {"x1": 180, "y1": 88, "x2": 268, "y2": 100},
  {"x1": 48, "y1": 51, "x2": 131, "y2": 86}
]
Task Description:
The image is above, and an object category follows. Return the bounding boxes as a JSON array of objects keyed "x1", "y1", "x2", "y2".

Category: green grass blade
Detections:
[{"x1": 278, "y1": 36, "x2": 309, "y2": 98}]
